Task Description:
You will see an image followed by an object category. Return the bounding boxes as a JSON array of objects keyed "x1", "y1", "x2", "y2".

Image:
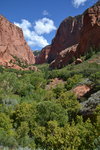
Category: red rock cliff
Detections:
[
  {"x1": 50, "y1": 1, "x2": 100, "y2": 69},
  {"x1": 76, "y1": 1, "x2": 100, "y2": 56},
  {"x1": 35, "y1": 45, "x2": 51, "y2": 64},
  {"x1": 50, "y1": 44, "x2": 78, "y2": 69},
  {"x1": 0, "y1": 15, "x2": 35, "y2": 66},
  {"x1": 48, "y1": 15, "x2": 83, "y2": 63}
]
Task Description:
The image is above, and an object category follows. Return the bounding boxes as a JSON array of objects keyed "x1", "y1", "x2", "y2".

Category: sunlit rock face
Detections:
[{"x1": 0, "y1": 15, "x2": 35, "y2": 67}]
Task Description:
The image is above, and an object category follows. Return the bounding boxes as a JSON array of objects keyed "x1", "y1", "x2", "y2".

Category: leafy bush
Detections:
[{"x1": 65, "y1": 74, "x2": 83, "y2": 90}]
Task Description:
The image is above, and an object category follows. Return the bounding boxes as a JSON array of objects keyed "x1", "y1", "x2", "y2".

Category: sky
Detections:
[{"x1": 0, "y1": 0, "x2": 98, "y2": 50}]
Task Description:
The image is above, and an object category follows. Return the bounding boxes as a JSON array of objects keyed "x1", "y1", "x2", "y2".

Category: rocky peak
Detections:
[{"x1": 0, "y1": 15, "x2": 35, "y2": 67}]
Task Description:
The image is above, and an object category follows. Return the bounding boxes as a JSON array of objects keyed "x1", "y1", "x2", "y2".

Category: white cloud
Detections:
[
  {"x1": 14, "y1": 19, "x2": 32, "y2": 39},
  {"x1": 14, "y1": 18, "x2": 57, "y2": 48},
  {"x1": 72, "y1": 0, "x2": 87, "y2": 8},
  {"x1": 43, "y1": 10, "x2": 49, "y2": 16},
  {"x1": 34, "y1": 17, "x2": 57, "y2": 35},
  {"x1": 27, "y1": 31, "x2": 49, "y2": 48}
]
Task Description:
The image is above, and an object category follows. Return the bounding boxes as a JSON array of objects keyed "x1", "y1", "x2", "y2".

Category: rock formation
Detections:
[
  {"x1": 1, "y1": 1, "x2": 100, "y2": 70},
  {"x1": 80, "y1": 90, "x2": 100, "y2": 116},
  {"x1": 50, "y1": 1, "x2": 100, "y2": 69},
  {"x1": 50, "y1": 44, "x2": 78, "y2": 69},
  {"x1": 73, "y1": 85, "x2": 91, "y2": 99},
  {"x1": 36, "y1": 15, "x2": 83, "y2": 65},
  {"x1": 48, "y1": 15, "x2": 83, "y2": 63},
  {"x1": 76, "y1": 1, "x2": 100, "y2": 56},
  {"x1": 0, "y1": 15, "x2": 35, "y2": 67},
  {"x1": 35, "y1": 45, "x2": 51, "y2": 64}
]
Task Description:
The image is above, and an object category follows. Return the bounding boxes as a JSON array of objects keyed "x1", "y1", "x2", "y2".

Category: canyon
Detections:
[
  {"x1": 0, "y1": 1, "x2": 100, "y2": 70},
  {"x1": 36, "y1": 1, "x2": 100, "y2": 69}
]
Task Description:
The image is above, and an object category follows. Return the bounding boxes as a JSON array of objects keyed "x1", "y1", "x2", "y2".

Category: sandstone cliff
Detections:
[
  {"x1": 0, "y1": 15, "x2": 35, "y2": 67},
  {"x1": 48, "y1": 15, "x2": 83, "y2": 63},
  {"x1": 35, "y1": 45, "x2": 51, "y2": 64},
  {"x1": 76, "y1": 1, "x2": 100, "y2": 56},
  {"x1": 50, "y1": 1, "x2": 100, "y2": 69},
  {"x1": 50, "y1": 44, "x2": 78, "y2": 69}
]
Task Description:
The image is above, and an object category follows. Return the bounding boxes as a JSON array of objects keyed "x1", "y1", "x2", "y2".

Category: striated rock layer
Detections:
[{"x1": 0, "y1": 15, "x2": 35, "y2": 67}]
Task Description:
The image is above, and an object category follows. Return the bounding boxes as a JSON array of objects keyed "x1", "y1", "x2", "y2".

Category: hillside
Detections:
[{"x1": 0, "y1": 51, "x2": 99, "y2": 149}]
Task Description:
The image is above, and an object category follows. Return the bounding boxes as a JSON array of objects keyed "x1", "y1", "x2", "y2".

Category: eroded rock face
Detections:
[
  {"x1": 49, "y1": 2, "x2": 100, "y2": 69},
  {"x1": 48, "y1": 15, "x2": 83, "y2": 63},
  {"x1": 50, "y1": 44, "x2": 78, "y2": 69},
  {"x1": 0, "y1": 15, "x2": 35, "y2": 67},
  {"x1": 76, "y1": 2, "x2": 100, "y2": 56},
  {"x1": 35, "y1": 45, "x2": 51, "y2": 64}
]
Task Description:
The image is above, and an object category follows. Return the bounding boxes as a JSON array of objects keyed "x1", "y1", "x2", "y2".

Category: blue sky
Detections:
[{"x1": 0, "y1": 0, "x2": 98, "y2": 50}]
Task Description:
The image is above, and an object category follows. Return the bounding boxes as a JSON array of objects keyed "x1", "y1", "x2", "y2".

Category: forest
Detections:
[{"x1": 0, "y1": 52, "x2": 100, "y2": 150}]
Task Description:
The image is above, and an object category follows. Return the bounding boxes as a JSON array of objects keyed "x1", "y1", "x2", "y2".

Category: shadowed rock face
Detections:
[
  {"x1": 48, "y1": 15, "x2": 83, "y2": 63},
  {"x1": 0, "y1": 15, "x2": 35, "y2": 66},
  {"x1": 35, "y1": 45, "x2": 51, "y2": 64},
  {"x1": 76, "y1": 2, "x2": 100, "y2": 56}
]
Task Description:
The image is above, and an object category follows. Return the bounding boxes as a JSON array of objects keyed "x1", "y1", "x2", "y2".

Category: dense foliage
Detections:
[{"x1": 0, "y1": 52, "x2": 100, "y2": 150}]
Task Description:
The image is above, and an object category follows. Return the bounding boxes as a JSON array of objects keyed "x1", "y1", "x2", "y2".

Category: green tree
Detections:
[
  {"x1": 76, "y1": 117, "x2": 98, "y2": 150},
  {"x1": 36, "y1": 101, "x2": 68, "y2": 126},
  {"x1": 16, "y1": 121, "x2": 33, "y2": 148},
  {"x1": 33, "y1": 125, "x2": 46, "y2": 149},
  {"x1": 0, "y1": 112, "x2": 17, "y2": 148},
  {"x1": 46, "y1": 121, "x2": 64, "y2": 150},
  {"x1": 65, "y1": 74, "x2": 83, "y2": 90},
  {"x1": 57, "y1": 91, "x2": 81, "y2": 122},
  {"x1": 63, "y1": 122, "x2": 81, "y2": 150},
  {"x1": 13, "y1": 102, "x2": 37, "y2": 133}
]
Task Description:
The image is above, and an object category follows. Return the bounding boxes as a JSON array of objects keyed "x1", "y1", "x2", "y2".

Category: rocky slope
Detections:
[
  {"x1": 50, "y1": 44, "x2": 78, "y2": 69},
  {"x1": 0, "y1": 15, "x2": 35, "y2": 68}
]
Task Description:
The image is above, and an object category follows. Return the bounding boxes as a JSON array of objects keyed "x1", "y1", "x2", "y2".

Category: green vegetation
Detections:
[
  {"x1": 0, "y1": 52, "x2": 100, "y2": 149},
  {"x1": 10, "y1": 55, "x2": 29, "y2": 68}
]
